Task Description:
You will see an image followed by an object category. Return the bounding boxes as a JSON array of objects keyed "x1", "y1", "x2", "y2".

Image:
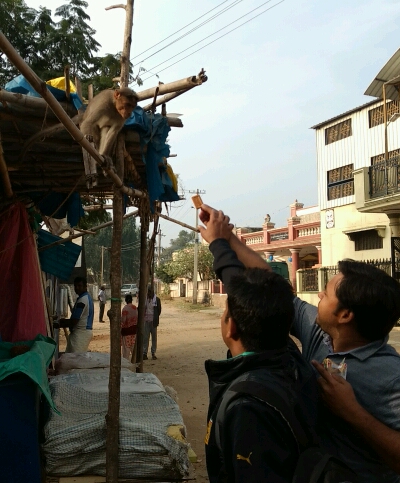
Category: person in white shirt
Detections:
[{"x1": 98, "y1": 285, "x2": 106, "y2": 323}]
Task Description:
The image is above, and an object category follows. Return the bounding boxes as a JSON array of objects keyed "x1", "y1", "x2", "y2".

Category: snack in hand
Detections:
[
  {"x1": 323, "y1": 357, "x2": 347, "y2": 379},
  {"x1": 191, "y1": 194, "x2": 203, "y2": 209}
]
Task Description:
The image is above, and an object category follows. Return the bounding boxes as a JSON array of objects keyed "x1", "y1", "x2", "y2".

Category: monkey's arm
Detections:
[{"x1": 98, "y1": 123, "x2": 123, "y2": 156}]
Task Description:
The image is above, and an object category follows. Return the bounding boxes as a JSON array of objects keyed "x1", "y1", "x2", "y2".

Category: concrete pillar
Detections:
[
  {"x1": 316, "y1": 245, "x2": 322, "y2": 264},
  {"x1": 386, "y1": 212, "x2": 400, "y2": 237},
  {"x1": 290, "y1": 248, "x2": 301, "y2": 291}
]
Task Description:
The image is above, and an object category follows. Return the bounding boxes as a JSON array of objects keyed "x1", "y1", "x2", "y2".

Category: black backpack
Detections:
[{"x1": 215, "y1": 379, "x2": 358, "y2": 483}]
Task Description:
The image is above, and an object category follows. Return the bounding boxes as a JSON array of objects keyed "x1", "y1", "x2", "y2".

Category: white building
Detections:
[{"x1": 312, "y1": 49, "x2": 400, "y2": 269}]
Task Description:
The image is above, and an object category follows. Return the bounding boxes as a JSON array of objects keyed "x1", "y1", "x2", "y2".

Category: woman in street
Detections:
[{"x1": 121, "y1": 294, "x2": 138, "y2": 360}]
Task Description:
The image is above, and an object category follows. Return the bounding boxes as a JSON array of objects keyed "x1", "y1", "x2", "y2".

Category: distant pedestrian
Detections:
[
  {"x1": 98, "y1": 285, "x2": 106, "y2": 323},
  {"x1": 121, "y1": 294, "x2": 138, "y2": 361},
  {"x1": 143, "y1": 287, "x2": 161, "y2": 360}
]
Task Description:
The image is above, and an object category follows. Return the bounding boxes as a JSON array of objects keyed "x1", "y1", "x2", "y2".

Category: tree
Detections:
[
  {"x1": 160, "y1": 230, "x2": 195, "y2": 264},
  {"x1": 54, "y1": 0, "x2": 100, "y2": 78},
  {"x1": 162, "y1": 245, "x2": 215, "y2": 281},
  {"x1": 0, "y1": 0, "x2": 105, "y2": 86}
]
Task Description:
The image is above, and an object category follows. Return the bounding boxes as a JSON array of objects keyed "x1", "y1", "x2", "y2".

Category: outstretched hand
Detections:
[
  {"x1": 311, "y1": 360, "x2": 361, "y2": 422},
  {"x1": 198, "y1": 204, "x2": 234, "y2": 244}
]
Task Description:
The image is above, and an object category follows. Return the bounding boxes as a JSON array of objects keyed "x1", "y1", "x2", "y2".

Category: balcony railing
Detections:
[
  {"x1": 299, "y1": 259, "x2": 399, "y2": 292},
  {"x1": 370, "y1": 156, "x2": 400, "y2": 198}
]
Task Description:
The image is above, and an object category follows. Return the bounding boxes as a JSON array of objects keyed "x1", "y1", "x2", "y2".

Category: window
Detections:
[
  {"x1": 325, "y1": 119, "x2": 352, "y2": 145},
  {"x1": 353, "y1": 230, "x2": 383, "y2": 251},
  {"x1": 371, "y1": 148, "x2": 400, "y2": 165},
  {"x1": 368, "y1": 100, "x2": 400, "y2": 128},
  {"x1": 327, "y1": 164, "x2": 354, "y2": 200}
]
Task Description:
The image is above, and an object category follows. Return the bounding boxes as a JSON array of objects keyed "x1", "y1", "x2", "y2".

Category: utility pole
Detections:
[
  {"x1": 156, "y1": 227, "x2": 165, "y2": 267},
  {"x1": 189, "y1": 189, "x2": 206, "y2": 304},
  {"x1": 100, "y1": 245, "x2": 105, "y2": 286}
]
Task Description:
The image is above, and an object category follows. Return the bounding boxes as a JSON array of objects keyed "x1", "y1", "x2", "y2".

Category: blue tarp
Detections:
[
  {"x1": 5, "y1": 74, "x2": 83, "y2": 111},
  {"x1": 37, "y1": 229, "x2": 81, "y2": 281}
]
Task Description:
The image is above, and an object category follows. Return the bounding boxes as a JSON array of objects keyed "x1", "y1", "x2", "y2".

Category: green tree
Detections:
[
  {"x1": 163, "y1": 245, "x2": 215, "y2": 281},
  {"x1": 54, "y1": 0, "x2": 100, "y2": 77},
  {"x1": 160, "y1": 230, "x2": 195, "y2": 264},
  {"x1": 0, "y1": 0, "x2": 39, "y2": 83}
]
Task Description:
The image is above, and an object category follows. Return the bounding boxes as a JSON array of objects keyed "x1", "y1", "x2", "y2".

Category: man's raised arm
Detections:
[{"x1": 199, "y1": 204, "x2": 271, "y2": 272}]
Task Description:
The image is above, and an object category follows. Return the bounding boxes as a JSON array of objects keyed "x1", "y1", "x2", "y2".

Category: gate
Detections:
[{"x1": 391, "y1": 237, "x2": 400, "y2": 281}]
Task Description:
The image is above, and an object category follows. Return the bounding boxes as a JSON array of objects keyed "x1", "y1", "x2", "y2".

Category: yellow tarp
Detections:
[{"x1": 46, "y1": 77, "x2": 77, "y2": 93}]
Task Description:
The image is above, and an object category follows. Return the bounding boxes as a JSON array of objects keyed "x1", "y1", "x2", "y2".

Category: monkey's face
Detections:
[{"x1": 115, "y1": 96, "x2": 137, "y2": 120}]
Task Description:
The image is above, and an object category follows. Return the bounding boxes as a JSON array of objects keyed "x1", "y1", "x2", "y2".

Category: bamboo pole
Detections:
[
  {"x1": 106, "y1": 134, "x2": 124, "y2": 483},
  {"x1": 0, "y1": 32, "x2": 146, "y2": 200},
  {"x1": 136, "y1": 69, "x2": 207, "y2": 101},
  {"x1": 142, "y1": 87, "x2": 193, "y2": 112},
  {"x1": 0, "y1": 133, "x2": 13, "y2": 198},
  {"x1": 136, "y1": 216, "x2": 149, "y2": 373},
  {"x1": 158, "y1": 213, "x2": 199, "y2": 232},
  {"x1": 106, "y1": 2, "x2": 134, "y2": 481},
  {"x1": 64, "y1": 66, "x2": 71, "y2": 101}
]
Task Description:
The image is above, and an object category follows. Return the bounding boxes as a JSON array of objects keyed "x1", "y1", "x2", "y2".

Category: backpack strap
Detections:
[{"x1": 215, "y1": 379, "x2": 310, "y2": 452}]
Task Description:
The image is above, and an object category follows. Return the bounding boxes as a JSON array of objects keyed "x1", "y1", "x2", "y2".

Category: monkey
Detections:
[{"x1": 79, "y1": 87, "x2": 139, "y2": 157}]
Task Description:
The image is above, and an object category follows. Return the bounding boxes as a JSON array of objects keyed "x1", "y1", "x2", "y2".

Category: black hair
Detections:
[
  {"x1": 74, "y1": 276, "x2": 87, "y2": 286},
  {"x1": 125, "y1": 294, "x2": 133, "y2": 303},
  {"x1": 336, "y1": 260, "x2": 400, "y2": 341},
  {"x1": 226, "y1": 268, "x2": 294, "y2": 351}
]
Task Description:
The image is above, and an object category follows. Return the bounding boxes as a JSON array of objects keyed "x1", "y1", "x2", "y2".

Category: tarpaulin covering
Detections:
[
  {"x1": 5, "y1": 74, "x2": 83, "y2": 110},
  {"x1": 0, "y1": 203, "x2": 46, "y2": 342},
  {"x1": 37, "y1": 229, "x2": 81, "y2": 281},
  {"x1": 0, "y1": 334, "x2": 58, "y2": 412}
]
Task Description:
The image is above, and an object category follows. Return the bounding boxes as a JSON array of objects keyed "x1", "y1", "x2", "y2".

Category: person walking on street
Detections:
[
  {"x1": 98, "y1": 285, "x2": 106, "y2": 323},
  {"x1": 143, "y1": 287, "x2": 161, "y2": 360},
  {"x1": 121, "y1": 294, "x2": 138, "y2": 360},
  {"x1": 59, "y1": 277, "x2": 94, "y2": 353}
]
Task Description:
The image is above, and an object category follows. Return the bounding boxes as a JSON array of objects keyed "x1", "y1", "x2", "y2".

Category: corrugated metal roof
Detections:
[
  {"x1": 37, "y1": 229, "x2": 81, "y2": 281},
  {"x1": 310, "y1": 99, "x2": 380, "y2": 130},
  {"x1": 364, "y1": 48, "x2": 400, "y2": 100}
]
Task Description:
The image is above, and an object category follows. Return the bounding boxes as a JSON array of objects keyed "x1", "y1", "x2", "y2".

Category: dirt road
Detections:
[{"x1": 59, "y1": 298, "x2": 226, "y2": 483}]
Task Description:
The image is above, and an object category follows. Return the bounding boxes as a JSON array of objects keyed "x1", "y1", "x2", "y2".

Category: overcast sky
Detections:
[{"x1": 25, "y1": 0, "x2": 400, "y2": 245}]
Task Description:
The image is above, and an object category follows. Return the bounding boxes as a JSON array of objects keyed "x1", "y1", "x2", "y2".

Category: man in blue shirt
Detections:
[
  {"x1": 199, "y1": 204, "x2": 400, "y2": 483},
  {"x1": 59, "y1": 276, "x2": 94, "y2": 353}
]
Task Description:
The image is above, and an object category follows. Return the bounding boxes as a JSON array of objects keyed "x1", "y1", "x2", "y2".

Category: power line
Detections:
[
  {"x1": 132, "y1": 0, "x2": 244, "y2": 66},
  {"x1": 135, "y1": 0, "x2": 285, "y2": 85},
  {"x1": 131, "y1": 0, "x2": 234, "y2": 61}
]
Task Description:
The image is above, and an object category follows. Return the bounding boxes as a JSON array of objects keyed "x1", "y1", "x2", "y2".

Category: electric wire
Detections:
[
  {"x1": 131, "y1": 0, "x2": 233, "y2": 61},
  {"x1": 132, "y1": 0, "x2": 244, "y2": 65},
  {"x1": 135, "y1": 0, "x2": 285, "y2": 85}
]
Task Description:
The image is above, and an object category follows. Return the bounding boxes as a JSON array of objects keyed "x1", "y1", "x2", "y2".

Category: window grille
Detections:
[
  {"x1": 327, "y1": 164, "x2": 354, "y2": 200},
  {"x1": 353, "y1": 230, "x2": 383, "y2": 251},
  {"x1": 369, "y1": 101, "x2": 400, "y2": 128},
  {"x1": 325, "y1": 119, "x2": 352, "y2": 145}
]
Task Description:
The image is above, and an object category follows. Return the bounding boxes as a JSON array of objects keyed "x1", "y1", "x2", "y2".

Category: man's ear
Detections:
[
  {"x1": 337, "y1": 308, "x2": 354, "y2": 325},
  {"x1": 226, "y1": 317, "x2": 240, "y2": 341}
]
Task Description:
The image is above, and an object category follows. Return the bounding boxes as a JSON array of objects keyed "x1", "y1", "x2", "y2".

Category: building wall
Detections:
[
  {"x1": 316, "y1": 99, "x2": 400, "y2": 211},
  {"x1": 321, "y1": 204, "x2": 390, "y2": 265}
]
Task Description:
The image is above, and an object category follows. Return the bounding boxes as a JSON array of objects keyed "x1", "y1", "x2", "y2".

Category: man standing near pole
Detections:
[{"x1": 98, "y1": 285, "x2": 106, "y2": 323}]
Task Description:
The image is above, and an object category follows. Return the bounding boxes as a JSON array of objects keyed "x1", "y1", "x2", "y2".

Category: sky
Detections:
[{"x1": 25, "y1": 0, "x2": 400, "y2": 246}]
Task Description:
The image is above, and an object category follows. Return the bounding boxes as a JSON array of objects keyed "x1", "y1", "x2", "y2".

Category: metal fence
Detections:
[
  {"x1": 298, "y1": 269, "x2": 319, "y2": 292},
  {"x1": 370, "y1": 157, "x2": 400, "y2": 198},
  {"x1": 299, "y1": 259, "x2": 396, "y2": 292}
]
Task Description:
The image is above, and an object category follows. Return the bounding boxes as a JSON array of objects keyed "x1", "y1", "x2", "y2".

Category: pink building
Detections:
[{"x1": 235, "y1": 201, "x2": 321, "y2": 291}]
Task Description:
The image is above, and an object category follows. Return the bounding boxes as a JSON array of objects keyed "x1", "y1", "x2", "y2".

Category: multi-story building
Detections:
[
  {"x1": 235, "y1": 201, "x2": 321, "y2": 290},
  {"x1": 312, "y1": 49, "x2": 400, "y2": 273}
]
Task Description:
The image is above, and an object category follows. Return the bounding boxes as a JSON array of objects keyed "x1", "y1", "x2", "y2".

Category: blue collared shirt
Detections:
[{"x1": 292, "y1": 297, "x2": 400, "y2": 483}]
